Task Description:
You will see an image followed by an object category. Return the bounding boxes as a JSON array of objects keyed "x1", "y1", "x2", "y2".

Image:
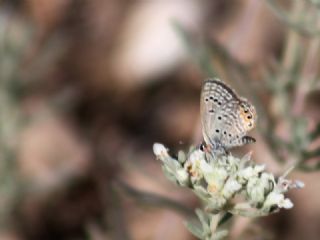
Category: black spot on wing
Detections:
[{"x1": 203, "y1": 79, "x2": 239, "y2": 101}]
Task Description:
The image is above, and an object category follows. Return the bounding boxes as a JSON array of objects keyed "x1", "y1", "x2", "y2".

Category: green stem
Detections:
[{"x1": 218, "y1": 212, "x2": 233, "y2": 227}]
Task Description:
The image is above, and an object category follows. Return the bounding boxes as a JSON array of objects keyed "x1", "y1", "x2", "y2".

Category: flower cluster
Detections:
[{"x1": 153, "y1": 143, "x2": 304, "y2": 217}]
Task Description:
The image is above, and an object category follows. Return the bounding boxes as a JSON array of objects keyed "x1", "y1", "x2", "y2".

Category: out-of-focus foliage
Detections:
[{"x1": 0, "y1": 0, "x2": 319, "y2": 240}]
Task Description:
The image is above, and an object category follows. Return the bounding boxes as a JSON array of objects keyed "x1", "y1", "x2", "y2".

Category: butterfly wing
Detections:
[
  {"x1": 222, "y1": 100, "x2": 257, "y2": 148},
  {"x1": 201, "y1": 79, "x2": 257, "y2": 150},
  {"x1": 201, "y1": 79, "x2": 238, "y2": 149}
]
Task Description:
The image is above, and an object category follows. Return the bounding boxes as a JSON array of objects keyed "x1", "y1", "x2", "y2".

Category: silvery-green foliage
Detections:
[{"x1": 185, "y1": 209, "x2": 228, "y2": 240}]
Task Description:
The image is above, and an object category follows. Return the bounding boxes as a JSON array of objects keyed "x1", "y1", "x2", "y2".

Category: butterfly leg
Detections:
[{"x1": 199, "y1": 141, "x2": 212, "y2": 153}]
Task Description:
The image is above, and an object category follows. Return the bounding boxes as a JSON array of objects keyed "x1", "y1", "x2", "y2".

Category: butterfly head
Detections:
[{"x1": 239, "y1": 100, "x2": 257, "y2": 131}]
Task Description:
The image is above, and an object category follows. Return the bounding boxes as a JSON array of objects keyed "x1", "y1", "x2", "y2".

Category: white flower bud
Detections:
[
  {"x1": 280, "y1": 198, "x2": 294, "y2": 209},
  {"x1": 238, "y1": 166, "x2": 255, "y2": 180},
  {"x1": 237, "y1": 165, "x2": 265, "y2": 183},
  {"x1": 199, "y1": 159, "x2": 213, "y2": 173},
  {"x1": 254, "y1": 164, "x2": 265, "y2": 173},
  {"x1": 247, "y1": 177, "x2": 265, "y2": 205},
  {"x1": 183, "y1": 150, "x2": 205, "y2": 181},
  {"x1": 222, "y1": 178, "x2": 242, "y2": 199},
  {"x1": 189, "y1": 149, "x2": 205, "y2": 164},
  {"x1": 295, "y1": 180, "x2": 305, "y2": 189},
  {"x1": 263, "y1": 192, "x2": 294, "y2": 210},
  {"x1": 203, "y1": 166, "x2": 228, "y2": 192},
  {"x1": 176, "y1": 169, "x2": 189, "y2": 185},
  {"x1": 153, "y1": 143, "x2": 168, "y2": 157}
]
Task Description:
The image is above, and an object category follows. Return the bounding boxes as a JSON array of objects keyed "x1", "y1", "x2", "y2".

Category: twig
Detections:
[
  {"x1": 265, "y1": 0, "x2": 320, "y2": 36},
  {"x1": 105, "y1": 185, "x2": 131, "y2": 240},
  {"x1": 171, "y1": 20, "x2": 217, "y2": 79},
  {"x1": 114, "y1": 180, "x2": 195, "y2": 218}
]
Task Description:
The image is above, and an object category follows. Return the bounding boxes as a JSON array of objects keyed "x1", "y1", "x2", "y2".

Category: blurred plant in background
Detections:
[
  {"x1": 0, "y1": 7, "x2": 31, "y2": 230},
  {"x1": 0, "y1": 0, "x2": 319, "y2": 240},
  {"x1": 263, "y1": 0, "x2": 320, "y2": 171}
]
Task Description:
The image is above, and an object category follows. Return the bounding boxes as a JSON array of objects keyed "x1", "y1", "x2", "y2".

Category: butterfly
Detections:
[{"x1": 200, "y1": 78, "x2": 257, "y2": 154}]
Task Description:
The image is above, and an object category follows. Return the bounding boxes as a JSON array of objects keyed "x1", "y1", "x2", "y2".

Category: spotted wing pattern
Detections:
[{"x1": 200, "y1": 79, "x2": 257, "y2": 152}]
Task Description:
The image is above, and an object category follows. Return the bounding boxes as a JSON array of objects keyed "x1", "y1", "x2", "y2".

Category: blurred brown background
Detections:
[{"x1": 0, "y1": 0, "x2": 320, "y2": 239}]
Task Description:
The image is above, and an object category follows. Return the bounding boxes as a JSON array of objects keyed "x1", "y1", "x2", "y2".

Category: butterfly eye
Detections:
[
  {"x1": 244, "y1": 110, "x2": 248, "y2": 113},
  {"x1": 247, "y1": 115, "x2": 252, "y2": 119}
]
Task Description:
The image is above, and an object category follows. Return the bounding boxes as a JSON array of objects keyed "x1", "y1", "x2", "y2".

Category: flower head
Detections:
[{"x1": 153, "y1": 143, "x2": 304, "y2": 216}]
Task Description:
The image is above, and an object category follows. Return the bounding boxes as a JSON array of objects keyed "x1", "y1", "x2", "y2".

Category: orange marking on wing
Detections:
[{"x1": 239, "y1": 107, "x2": 255, "y2": 130}]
